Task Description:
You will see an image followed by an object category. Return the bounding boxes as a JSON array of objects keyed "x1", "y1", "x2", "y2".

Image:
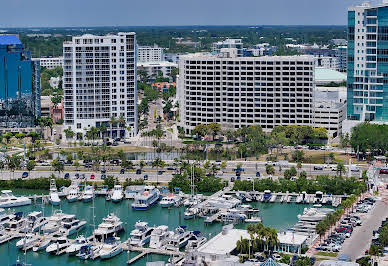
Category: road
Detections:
[{"x1": 339, "y1": 189, "x2": 388, "y2": 261}]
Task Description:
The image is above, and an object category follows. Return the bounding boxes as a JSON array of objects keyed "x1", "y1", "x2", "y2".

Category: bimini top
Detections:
[{"x1": 0, "y1": 35, "x2": 22, "y2": 45}]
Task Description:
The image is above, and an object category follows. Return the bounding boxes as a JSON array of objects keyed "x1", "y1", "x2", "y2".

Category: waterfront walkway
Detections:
[{"x1": 125, "y1": 244, "x2": 184, "y2": 264}]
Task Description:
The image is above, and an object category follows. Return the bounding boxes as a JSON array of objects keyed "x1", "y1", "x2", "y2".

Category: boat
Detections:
[
  {"x1": 129, "y1": 221, "x2": 154, "y2": 246},
  {"x1": 184, "y1": 207, "x2": 200, "y2": 220},
  {"x1": 159, "y1": 194, "x2": 181, "y2": 208},
  {"x1": 41, "y1": 210, "x2": 67, "y2": 234},
  {"x1": 0, "y1": 208, "x2": 14, "y2": 226},
  {"x1": 81, "y1": 185, "x2": 95, "y2": 202},
  {"x1": 0, "y1": 190, "x2": 31, "y2": 208},
  {"x1": 59, "y1": 214, "x2": 87, "y2": 236},
  {"x1": 313, "y1": 204, "x2": 322, "y2": 208},
  {"x1": 263, "y1": 190, "x2": 272, "y2": 202},
  {"x1": 77, "y1": 244, "x2": 99, "y2": 260},
  {"x1": 105, "y1": 194, "x2": 111, "y2": 201},
  {"x1": 297, "y1": 208, "x2": 334, "y2": 222},
  {"x1": 124, "y1": 185, "x2": 145, "y2": 199},
  {"x1": 93, "y1": 213, "x2": 124, "y2": 242},
  {"x1": 49, "y1": 179, "x2": 61, "y2": 206},
  {"x1": 98, "y1": 237, "x2": 123, "y2": 259},
  {"x1": 131, "y1": 186, "x2": 160, "y2": 210},
  {"x1": 185, "y1": 231, "x2": 206, "y2": 251},
  {"x1": 65, "y1": 235, "x2": 88, "y2": 255},
  {"x1": 314, "y1": 191, "x2": 323, "y2": 204},
  {"x1": 165, "y1": 226, "x2": 192, "y2": 251},
  {"x1": 149, "y1": 225, "x2": 171, "y2": 249},
  {"x1": 27, "y1": 211, "x2": 48, "y2": 232},
  {"x1": 220, "y1": 209, "x2": 247, "y2": 224},
  {"x1": 46, "y1": 236, "x2": 70, "y2": 255},
  {"x1": 66, "y1": 183, "x2": 79, "y2": 203},
  {"x1": 32, "y1": 236, "x2": 51, "y2": 252},
  {"x1": 111, "y1": 185, "x2": 123, "y2": 203},
  {"x1": 5, "y1": 212, "x2": 27, "y2": 232},
  {"x1": 0, "y1": 225, "x2": 10, "y2": 243},
  {"x1": 16, "y1": 233, "x2": 40, "y2": 249}
]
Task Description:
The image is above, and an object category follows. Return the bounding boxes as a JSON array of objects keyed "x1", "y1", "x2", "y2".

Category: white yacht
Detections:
[
  {"x1": 149, "y1": 225, "x2": 171, "y2": 249},
  {"x1": 125, "y1": 186, "x2": 144, "y2": 199},
  {"x1": 314, "y1": 191, "x2": 324, "y2": 204},
  {"x1": 0, "y1": 225, "x2": 10, "y2": 243},
  {"x1": 0, "y1": 208, "x2": 13, "y2": 225},
  {"x1": 59, "y1": 214, "x2": 87, "y2": 236},
  {"x1": 184, "y1": 208, "x2": 200, "y2": 220},
  {"x1": 26, "y1": 211, "x2": 47, "y2": 232},
  {"x1": 183, "y1": 195, "x2": 203, "y2": 207},
  {"x1": 165, "y1": 226, "x2": 192, "y2": 251},
  {"x1": 131, "y1": 186, "x2": 160, "y2": 210},
  {"x1": 81, "y1": 185, "x2": 94, "y2": 203},
  {"x1": 185, "y1": 231, "x2": 207, "y2": 251},
  {"x1": 46, "y1": 236, "x2": 70, "y2": 255},
  {"x1": 111, "y1": 185, "x2": 123, "y2": 203},
  {"x1": 66, "y1": 235, "x2": 88, "y2": 255},
  {"x1": 159, "y1": 195, "x2": 181, "y2": 208},
  {"x1": 98, "y1": 237, "x2": 123, "y2": 259},
  {"x1": 66, "y1": 183, "x2": 79, "y2": 203},
  {"x1": 32, "y1": 236, "x2": 51, "y2": 252},
  {"x1": 129, "y1": 221, "x2": 154, "y2": 246},
  {"x1": 220, "y1": 209, "x2": 247, "y2": 224},
  {"x1": 41, "y1": 210, "x2": 67, "y2": 234},
  {"x1": 16, "y1": 233, "x2": 40, "y2": 249},
  {"x1": 49, "y1": 179, "x2": 60, "y2": 206},
  {"x1": 93, "y1": 214, "x2": 124, "y2": 242},
  {"x1": 297, "y1": 207, "x2": 334, "y2": 222},
  {"x1": 0, "y1": 190, "x2": 31, "y2": 208},
  {"x1": 77, "y1": 244, "x2": 102, "y2": 260},
  {"x1": 5, "y1": 212, "x2": 27, "y2": 232}
]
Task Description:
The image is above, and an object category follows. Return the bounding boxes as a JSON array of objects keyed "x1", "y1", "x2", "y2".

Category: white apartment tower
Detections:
[
  {"x1": 178, "y1": 50, "x2": 315, "y2": 134},
  {"x1": 137, "y1": 44, "x2": 164, "y2": 63},
  {"x1": 63, "y1": 33, "x2": 138, "y2": 138}
]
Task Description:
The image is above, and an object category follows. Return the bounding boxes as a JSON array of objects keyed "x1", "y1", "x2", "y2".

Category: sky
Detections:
[{"x1": 0, "y1": 0, "x2": 377, "y2": 28}]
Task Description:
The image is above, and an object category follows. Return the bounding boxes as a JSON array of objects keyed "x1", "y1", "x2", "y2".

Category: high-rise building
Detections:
[
  {"x1": 0, "y1": 35, "x2": 41, "y2": 128},
  {"x1": 335, "y1": 46, "x2": 347, "y2": 72},
  {"x1": 178, "y1": 50, "x2": 315, "y2": 134},
  {"x1": 33, "y1": 57, "x2": 64, "y2": 69},
  {"x1": 63, "y1": 33, "x2": 137, "y2": 139},
  {"x1": 212, "y1": 39, "x2": 243, "y2": 57},
  {"x1": 137, "y1": 45, "x2": 164, "y2": 63},
  {"x1": 347, "y1": 1, "x2": 388, "y2": 122}
]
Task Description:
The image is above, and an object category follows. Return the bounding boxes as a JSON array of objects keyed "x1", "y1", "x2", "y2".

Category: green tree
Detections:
[
  {"x1": 152, "y1": 157, "x2": 166, "y2": 184},
  {"x1": 26, "y1": 160, "x2": 36, "y2": 172},
  {"x1": 266, "y1": 165, "x2": 275, "y2": 175},
  {"x1": 51, "y1": 158, "x2": 64, "y2": 176},
  {"x1": 336, "y1": 162, "x2": 346, "y2": 177}
]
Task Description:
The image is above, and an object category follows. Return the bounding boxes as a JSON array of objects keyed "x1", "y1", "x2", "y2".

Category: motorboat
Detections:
[
  {"x1": 46, "y1": 236, "x2": 70, "y2": 255},
  {"x1": 93, "y1": 213, "x2": 124, "y2": 242},
  {"x1": 32, "y1": 236, "x2": 51, "y2": 252},
  {"x1": 98, "y1": 237, "x2": 123, "y2": 259},
  {"x1": 27, "y1": 211, "x2": 48, "y2": 232},
  {"x1": 149, "y1": 225, "x2": 171, "y2": 249},
  {"x1": 220, "y1": 209, "x2": 247, "y2": 224},
  {"x1": 0, "y1": 190, "x2": 31, "y2": 208},
  {"x1": 5, "y1": 212, "x2": 27, "y2": 232},
  {"x1": 111, "y1": 185, "x2": 123, "y2": 203},
  {"x1": 49, "y1": 179, "x2": 60, "y2": 206},
  {"x1": 124, "y1": 185, "x2": 144, "y2": 199},
  {"x1": 165, "y1": 226, "x2": 192, "y2": 251},
  {"x1": 0, "y1": 225, "x2": 10, "y2": 243},
  {"x1": 263, "y1": 190, "x2": 272, "y2": 202},
  {"x1": 41, "y1": 210, "x2": 67, "y2": 234},
  {"x1": 185, "y1": 231, "x2": 206, "y2": 251},
  {"x1": 131, "y1": 186, "x2": 160, "y2": 210},
  {"x1": 66, "y1": 235, "x2": 88, "y2": 255},
  {"x1": 297, "y1": 208, "x2": 334, "y2": 222},
  {"x1": 16, "y1": 233, "x2": 40, "y2": 249},
  {"x1": 77, "y1": 244, "x2": 102, "y2": 260},
  {"x1": 183, "y1": 196, "x2": 201, "y2": 207},
  {"x1": 159, "y1": 194, "x2": 181, "y2": 208},
  {"x1": 66, "y1": 183, "x2": 79, "y2": 203},
  {"x1": 0, "y1": 208, "x2": 14, "y2": 226},
  {"x1": 207, "y1": 195, "x2": 241, "y2": 209},
  {"x1": 59, "y1": 214, "x2": 87, "y2": 236},
  {"x1": 314, "y1": 191, "x2": 323, "y2": 204},
  {"x1": 81, "y1": 185, "x2": 94, "y2": 202},
  {"x1": 129, "y1": 221, "x2": 154, "y2": 246},
  {"x1": 184, "y1": 208, "x2": 200, "y2": 220}
]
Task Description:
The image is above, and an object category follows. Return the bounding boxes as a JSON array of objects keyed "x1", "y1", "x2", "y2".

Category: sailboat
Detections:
[
  {"x1": 49, "y1": 179, "x2": 60, "y2": 206},
  {"x1": 183, "y1": 164, "x2": 200, "y2": 219}
]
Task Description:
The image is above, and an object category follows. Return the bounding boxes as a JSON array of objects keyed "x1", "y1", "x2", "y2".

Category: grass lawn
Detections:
[
  {"x1": 316, "y1": 251, "x2": 338, "y2": 257},
  {"x1": 54, "y1": 145, "x2": 152, "y2": 153}
]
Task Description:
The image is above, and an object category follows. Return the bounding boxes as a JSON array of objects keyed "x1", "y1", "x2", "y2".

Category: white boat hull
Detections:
[{"x1": 99, "y1": 246, "x2": 123, "y2": 259}]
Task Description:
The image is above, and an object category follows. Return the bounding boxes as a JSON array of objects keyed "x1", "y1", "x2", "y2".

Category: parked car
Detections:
[
  {"x1": 22, "y1": 172, "x2": 28, "y2": 178},
  {"x1": 136, "y1": 169, "x2": 142, "y2": 174},
  {"x1": 380, "y1": 169, "x2": 388, "y2": 174},
  {"x1": 314, "y1": 166, "x2": 324, "y2": 170},
  {"x1": 101, "y1": 169, "x2": 106, "y2": 174},
  {"x1": 64, "y1": 173, "x2": 70, "y2": 179},
  {"x1": 230, "y1": 177, "x2": 235, "y2": 182},
  {"x1": 120, "y1": 168, "x2": 125, "y2": 174},
  {"x1": 143, "y1": 174, "x2": 148, "y2": 180},
  {"x1": 256, "y1": 172, "x2": 261, "y2": 177},
  {"x1": 157, "y1": 170, "x2": 164, "y2": 175},
  {"x1": 167, "y1": 167, "x2": 176, "y2": 171},
  {"x1": 101, "y1": 174, "x2": 106, "y2": 179},
  {"x1": 90, "y1": 174, "x2": 95, "y2": 179}
]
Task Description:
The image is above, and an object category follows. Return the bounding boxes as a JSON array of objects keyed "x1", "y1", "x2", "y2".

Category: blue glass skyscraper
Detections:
[{"x1": 0, "y1": 35, "x2": 40, "y2": 127}]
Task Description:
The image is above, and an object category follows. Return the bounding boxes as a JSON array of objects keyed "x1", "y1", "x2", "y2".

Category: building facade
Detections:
[
  {"x1": 137, "y1": 61, "x2": 177, "y2": 78},
  {"x1": 34, "y1": 57, "x2": 64, "y2": 69},
  {"x1": 137, "y1": 45, "x2": 164, "y2": 63},
  {"x1": 63, "y1": 33, "x2": 138, "y2": 138},
  {"x1": 0, "y1": 35, "x2": 41, "y2": 128},
  {"x1": 347, "y1": 1, "x2": 388, "y2": 122},
  {"x1": 212, "y1": 39, "x2": 243, "y2": 57},
  {"x1": 314, "y1": 56, "x2": 339, "y2": 70},
  {"x1": 178, "y1": 51, "x2": 315, "y2": 134},
  {"x1": 335, "y1": 46, "x2": 348, "y2": 72}
]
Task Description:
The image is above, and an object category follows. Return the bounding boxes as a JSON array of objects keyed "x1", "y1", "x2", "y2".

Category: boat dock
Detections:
[{"x1": 125, "y1": 244, "x2": 184, "y2": 264}]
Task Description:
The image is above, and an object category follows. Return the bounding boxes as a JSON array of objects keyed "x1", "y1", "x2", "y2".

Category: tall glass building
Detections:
[{"x1": 0, "y1": 35, "x2": 40, "y2": 128}]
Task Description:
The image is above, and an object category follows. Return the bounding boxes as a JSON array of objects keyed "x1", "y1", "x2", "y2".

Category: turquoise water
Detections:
[{"x1": 1, "y1": 191, "x2": 309, "y2": 266}]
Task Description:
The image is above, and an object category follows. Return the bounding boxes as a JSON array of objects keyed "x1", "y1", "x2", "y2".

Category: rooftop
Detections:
[
  {"x1": 277, "y1": 231, "x2": 308, "y2": 246},
  {"x1": 137, "y1": 61, "x2": 177, "y2": 67},
  {"x1": 315, "y1": 68, "x2": 347, "y2": 83},
  {"x1": 0, "y1": 35, "x2": 22, "y2": 45}
]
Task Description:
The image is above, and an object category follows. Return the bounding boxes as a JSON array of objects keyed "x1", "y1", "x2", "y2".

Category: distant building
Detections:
[
  {"x1": 335, "y1": 46, "x2": 347, "y2": 72},
  {"x1": 49, "y1": 77, "x2": 61, "y2": 89},
  {"x1": 63, "y1": 33, "x2": 138, "y2": 138},
  {"x1": 152, "y1": 82, "x2": 176, "y2": 92},
  {"x1": 137, "y1": 45, "x2": 164, "y2": 63},
  {"x1": 330, "y1": 39, "x2": 348, "y2": 46},
  {"x1": 314, "y1": 56, "x2": 339, "y2": 70},
  {"x1": 0, "y1": 35, "x2": 41, "y2": 128},
  {"x1": 40, "y1": 96, "x2": 64, "y2": 123},
  {"x1": 137, "y1": 61, "x2": 177, "y2": 79},
  {"x1": 347, "y1": 1, "x2": 388, "y2": 122},
  {"x1": 212, "y1": 39, "x2": 243, "y2": 57},
  {"x1": 34, "y1": 57, "x2": 63, "y2": 69},
  {"x1": 164, "y1": 53, "x2": 184, "y2": 64},
  {"x1": 244, "y1": 43, "x2": 276, "y2": 56}
]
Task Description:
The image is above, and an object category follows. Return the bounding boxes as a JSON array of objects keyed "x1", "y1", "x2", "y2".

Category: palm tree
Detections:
[
  {"x1": 109, "y1": 116, "x2": 116, "y2": 138},
  {"x1": 236, "y1": 236, "x2": 249, "y2": 255},
  {"x1": 267, "y1": 228, "x2": 279, "y2": 253},
  {"x1": 117, "y1": 115, "x2": 126, "y2": 138},
  {"x1": 336, "y1": 162, "x2": 346, "y2": 177},
  {"x1": 99, "y1": 125, "x2": 108, "y2": 141},
  {"x1": 152, "y1": 157, "x2": 165, "y2": 185}
]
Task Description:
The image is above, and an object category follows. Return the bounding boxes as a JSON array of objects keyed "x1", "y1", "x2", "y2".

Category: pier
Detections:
[{"x1": 125, "y1": 244, "x2": 184, "y2": 264}]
